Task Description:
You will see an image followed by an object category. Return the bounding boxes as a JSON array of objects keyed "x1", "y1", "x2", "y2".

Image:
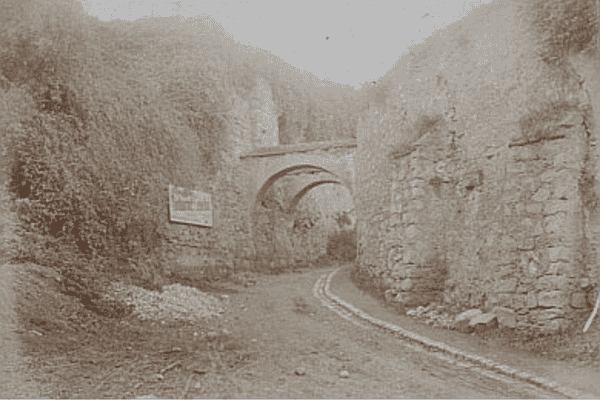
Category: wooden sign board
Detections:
[{"x1": 168, "y1": 184, "x2": 212, "y2": 227}]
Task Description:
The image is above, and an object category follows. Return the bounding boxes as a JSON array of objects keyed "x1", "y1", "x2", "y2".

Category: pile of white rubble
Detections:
[{"x1": 103, "y1": 282, "x2": 227, "y2": 324}]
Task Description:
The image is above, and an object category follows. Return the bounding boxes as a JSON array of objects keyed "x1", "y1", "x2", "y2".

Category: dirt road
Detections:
[
  {"x1": 3, "y1": 263, "x2": 579, "y2": 398},
  {"x1": 189, "y1": 267, "x2": 560, "y2": 398}
]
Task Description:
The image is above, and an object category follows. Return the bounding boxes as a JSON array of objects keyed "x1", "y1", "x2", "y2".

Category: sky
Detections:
[{"x1": 80, "y1": 0, "x2": 491, "y2": 89}]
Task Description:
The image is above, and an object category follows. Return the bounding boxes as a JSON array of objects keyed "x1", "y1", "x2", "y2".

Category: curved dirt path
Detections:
[
  {"x1": 5, "y1": 263, "x2": 593, "y2": 398},
  {"x1": 191, "y1": 266, "x2": 560, "y2": 398},
  {"x1": 319, "y1": 267, "x2": 600, "y2": 399}
]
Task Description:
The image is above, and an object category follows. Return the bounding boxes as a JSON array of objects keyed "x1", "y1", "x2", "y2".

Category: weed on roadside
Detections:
[{"x1": 13, "y1": 262, "x2": 254, "y2": 399}]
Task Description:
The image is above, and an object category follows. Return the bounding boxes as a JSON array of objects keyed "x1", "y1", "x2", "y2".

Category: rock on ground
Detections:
[
  {"x1": 469, "y1": 313, "x2": 498, "y2": 333},
  {"x1": 453, "y1": 309, "x2": 483, "y2": 333},
  {"x1": 492, "y1": 307, "x2": 517, "y2": 329}
]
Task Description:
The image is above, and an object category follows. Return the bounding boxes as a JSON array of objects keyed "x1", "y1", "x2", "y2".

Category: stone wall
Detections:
[
  {"x1": 251, "y1": 174, "x2": 294, "y2": 269},
  {"x1": 355, "y1": 0, "x2": 600, "y2": 334},
  {"x1": 162, "y1": 76, "x2": 280, "y2": 279},
  {"x1": 249, "y1": 76, "x2": 279, "y2": 148},
  {"x1": 239, "y1": 139, "x2": 356, "y2": 269},
  {"x1": 163, "y1": 156, "x2": 257, "y2": 279},
  {"x1": 291, "y1": 184, "x2": 354, "y2": 263}
]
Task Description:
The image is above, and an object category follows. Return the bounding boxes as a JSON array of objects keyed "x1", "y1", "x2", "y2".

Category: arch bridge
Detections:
[
  {"x1": 240, "y1": 139, "x2": 356, "y2": 215},
  {"x1": 239, "y1": 139, "x2": 356, "y2": 262}
]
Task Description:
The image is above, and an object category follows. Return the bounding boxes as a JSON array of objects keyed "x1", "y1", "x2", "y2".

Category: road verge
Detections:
[{"x1": 318, "y1": 267, "x2": 595, "y2": 399}]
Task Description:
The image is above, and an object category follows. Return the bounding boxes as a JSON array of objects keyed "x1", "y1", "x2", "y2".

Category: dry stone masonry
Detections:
[
  {"x1": 355, "y1": 0, "x2": 600, "y2": 335},
  {"x1": 164, "y1": 76, "x2": 357, "y2": 279},
  {"x1": 240, "y1": 140, "x2": 356, "y2": 268},
  {"x1": 251, "y1": 167, "x2": 354, "y2": 268},
  {"x1": 161, "y1": 77, "x2": 280, "y2": 280}
]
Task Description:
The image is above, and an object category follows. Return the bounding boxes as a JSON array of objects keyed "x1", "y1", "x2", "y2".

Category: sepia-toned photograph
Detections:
[{"x1": 1, "y1": 0, "x2": 600, "y2": 398}]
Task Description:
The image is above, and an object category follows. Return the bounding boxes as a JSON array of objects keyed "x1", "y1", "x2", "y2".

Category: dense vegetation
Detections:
[
  {"x1": 525, "y1": 0, "x2": 599, "y2": 60},
  {"x1": 0, "y1": 0, "x2": 363, "y2": 295}
]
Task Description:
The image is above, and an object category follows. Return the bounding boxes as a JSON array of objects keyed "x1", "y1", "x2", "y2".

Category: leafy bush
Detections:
[
  {"x1": 525, "y1": 0, "x2": 598, "y2": 60},
  {"x1": 0, "y1": 0, "x2": 362, "y2": 301},
  {"x1": 0, "y1": 84, "x2": 34, "y2": 259},
  {"x1": 0, "y1": 0, "x2": 226, "y2": 288},
  {"x1": 326, "y1": 229, "x2": 357, "y2": 262}
]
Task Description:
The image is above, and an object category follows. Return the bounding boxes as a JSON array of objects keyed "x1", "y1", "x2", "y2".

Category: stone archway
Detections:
[
  {"x1": 250, "y1": 165, "x2": 353, "y2": 270},
  {"x1": 239, "y1": 139, "x2": 356, "y2": 270}
]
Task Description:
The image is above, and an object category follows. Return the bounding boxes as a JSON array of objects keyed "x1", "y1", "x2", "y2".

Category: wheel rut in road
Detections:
[{"x1": 313, "y1": 267, "x2": 586, "y2": 399}]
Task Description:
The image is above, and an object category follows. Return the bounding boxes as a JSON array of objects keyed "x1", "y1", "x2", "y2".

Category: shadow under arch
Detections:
[
  {"x1": 250, "y1": 164, "x2": 354, "y2": 268},
  {"x1": 252, "y1": 164, "x2": 353, "y2": 211},
  {"x1": 287, "y1": 180, "x2": 345, "y2": 214}
]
